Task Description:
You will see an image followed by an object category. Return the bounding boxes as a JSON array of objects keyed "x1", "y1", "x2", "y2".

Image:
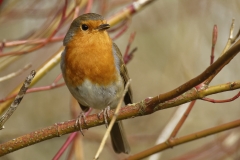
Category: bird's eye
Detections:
[{"x1": 81, "y1": 24, "x2": 88, "y2": 31}]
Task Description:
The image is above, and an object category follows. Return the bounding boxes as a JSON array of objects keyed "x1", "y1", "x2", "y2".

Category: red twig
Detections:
[
  {"x1": 46, "y1": 0, "x2": 67, "y2": 41},
  {"x1": 85, "y1": 0, "x2": 93, "y2": 13},
  {"x1": 53, "y1": 74, "x2": 63, "y2": 84},
  {"x1": 0, "y1": 0, "x2": 68, "y2": 57},
  {"x1": 211, "y1": 25, "x2": 218, "y2": 65},
  {"x1": 123, "y1": 32, "x2": 137, "y2": 64},
  {"x1": 108, "y1": 19, "x2": 129, "y2": 33},
  {"x1": 0, "y1": 81, "x2": 65, "y2": 103},
  {"x1": 26, "y1": 82, "x2": 65, "y2": 93},
  {"x1": 2, "y1": 36, "x2": 64, "y2": 48},
  {"x1": 202, "y1": 91, "x2": 240, "y2": 103},
  {"x1": 169, "y1": 100, "x2": 196, "y2": 139},
  {"x1": 53, "y1": 108, "x2": 93, "y2": 159},
  {"x1": 100, "y1": 0, "x2": 108, "y2": 14},
  {"x1": 53, "y1": 132, "x2": 78, "y2": 160},
  {"x1": 0, "y1": 71, "x2": 63, "y2": 105},
  {"x1": 0, "y1": 2, "x2": 74, "y2": 55},
  {"x1": 0, "y1": 45, "x2": 45, "y2": 57},
  {"x1": 111, "y1": 22, "x2": 129, "y2": 40}
]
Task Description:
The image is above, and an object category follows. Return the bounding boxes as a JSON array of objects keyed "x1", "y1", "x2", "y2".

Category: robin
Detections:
[{"x1": 60, "y1": 13, "x2": 132, "y2": 154}]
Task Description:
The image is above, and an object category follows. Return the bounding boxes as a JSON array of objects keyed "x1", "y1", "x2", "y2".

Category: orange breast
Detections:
[{"x1": 64, "y1": 31, "x2": 117, "y2": 87}]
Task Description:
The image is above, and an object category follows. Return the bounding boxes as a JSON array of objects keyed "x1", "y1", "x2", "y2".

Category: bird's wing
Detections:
[{"x1": 112, "y1": 43, "x2": 132, "y2": 104}]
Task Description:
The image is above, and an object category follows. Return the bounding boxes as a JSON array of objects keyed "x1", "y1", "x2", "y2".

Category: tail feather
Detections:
[{"x1": 110, "y1": 121, "x2": 130, "y2": 154}]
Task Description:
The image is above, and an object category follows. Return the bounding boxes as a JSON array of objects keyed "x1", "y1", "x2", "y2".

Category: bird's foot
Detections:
[
  {"x1": 97, "y1": 106, "x2": 110, "y2": 128},
  {"x1": 75, "y1": 112, "x2": 87, "y2": 136}
]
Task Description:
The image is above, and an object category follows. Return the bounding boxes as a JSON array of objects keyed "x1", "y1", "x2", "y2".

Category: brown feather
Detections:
[{"x1": 113, "y1": 43, "x2": 132, "y2": 104}]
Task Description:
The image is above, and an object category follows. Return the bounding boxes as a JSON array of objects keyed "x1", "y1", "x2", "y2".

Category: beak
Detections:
[{"x1": 97, "y1": 23, "x2": 110, "y2": 31}]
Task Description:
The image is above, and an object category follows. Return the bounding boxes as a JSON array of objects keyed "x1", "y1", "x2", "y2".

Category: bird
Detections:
[{"x1": 60, "y1": 13, "x2": 132, "y2": 154}]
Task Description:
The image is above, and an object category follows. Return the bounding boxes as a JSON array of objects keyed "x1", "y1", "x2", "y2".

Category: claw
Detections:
[
  {"x1": 97, "y1": 110, "x2": 103, "y2": 119},
  {"x1": 97, "y1": 106, "x2": 111, "y2": 128},
  {"x1": 75, "y1": 112, "x2": 87, "y2": 136},
  {"x1": 104, "y1": 106, "x2": 111, "y2": 128}
]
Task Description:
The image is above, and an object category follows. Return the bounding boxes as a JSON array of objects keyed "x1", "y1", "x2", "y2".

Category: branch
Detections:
[
  {"x1": 171, "y1": 130, "x2": 240, "y2": 160},
  {"x1": 126, "y1": 119, "x2": 240, "y2": 160},
  {"x1": 147, "y1": 39, "x2": 240, "y2": 113},
  {"x1": 0, "y1": 78, "x2": 239, "y2": 156}
]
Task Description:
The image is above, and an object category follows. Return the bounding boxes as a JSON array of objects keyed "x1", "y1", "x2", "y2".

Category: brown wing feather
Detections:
[{"x1": 113, "y1": 43, "x2": 132, "y2": 104}]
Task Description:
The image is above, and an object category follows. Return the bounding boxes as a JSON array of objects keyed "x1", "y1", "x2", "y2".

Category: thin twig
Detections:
[
  {"x1": 112, "y1": 20, "x2": 131, "y2": 40},
  {"x1": 222, "y1": 19, "x2": 235, "y2": 55},
  {"x1": 0, "y1": 64, "x2": 32, "y2": 82},
  {"x1": 202, "y1": 91, "x2": 240, "y2": 103},
  {"x1": 84, "y1": 0, "x2": 93, "y2": 13},
  {"x1": 172, "y1": 131, "x2": 240, "y2": 160},
  {"x1": 112, "y1": 24, "x2": 129, "y2": 40},
  {"x1": 1, "y1": 35, "x2": 64, "y2": 48},
  {"x1": 124, "y1": 32, "x2": 137, "y2": 64},
  {"x1": 53, "y1": 97, "x2": 92, "y2": 160},
  {"x1": 0, "y1": 70, "x2": 36, "y2": 130},
  {"x1": 204, "y1": 22, "x2": 239, "y2": 85},
  {"x1": 94, "y1": 79, "x2": 131, "y2": 159},
  {"x1": 210, "y1": 25, "x2": 217, "y2": 65},
  {"x1": 0, "y1": 64, "x2": 63, "y2": 104},
  {"x1": 53, "y1": 132, "x2": 78, "y2": 160},
  {"x1": 53, "y1": 73, "x2": 63, "y2": 84},
  {"x1": 126, "y1": 119, "x2": 240, "y2": 160},
  {"x1": 0, "y1": 82, "x2": 65, "y2": 103},
  {"x1": 169, "y1": 101, "x2": 196, "y2": 139},
  {"x1": 231, "y1": 28, "x2": 240, "y2": 43},
  {"x1": 149, "y1": 103, "x2": 190, "y2": 160},
  {"x1": 0, "y1": 0, "x2": 68, "y2": 57},
  {"x1": 108, "y1": 19, "x2": 129, "y2": 33}
]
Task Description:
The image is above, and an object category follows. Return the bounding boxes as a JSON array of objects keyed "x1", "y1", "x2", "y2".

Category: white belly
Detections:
[{"x1": 68, "y1": 77, "x2": 124, "y2": 110}]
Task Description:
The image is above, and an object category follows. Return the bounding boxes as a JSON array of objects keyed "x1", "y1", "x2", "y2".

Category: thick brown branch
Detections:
[{"x1": 0, "y1": 79, "x2": 239, "y2": 156}]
